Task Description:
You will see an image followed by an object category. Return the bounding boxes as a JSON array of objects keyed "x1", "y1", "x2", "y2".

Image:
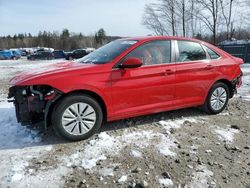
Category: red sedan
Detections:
[{"x1": 8, "y1": 36, "x2": 243, "y2": 141}]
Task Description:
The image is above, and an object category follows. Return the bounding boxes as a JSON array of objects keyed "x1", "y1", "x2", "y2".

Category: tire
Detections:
[
  {"x1": 203, "y1": 82, "x2": 230, "y2": 114},
  {"x1": 52, "y1": 94, "x2": 103, "y2": 141}
]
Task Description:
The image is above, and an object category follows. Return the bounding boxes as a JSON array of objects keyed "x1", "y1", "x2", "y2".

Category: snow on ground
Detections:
[
  {"x1": 158, "y1": 117, "x2": 197, "y2": 133},
  {"x1": 131, "y1": 150, "x2": 143, "y2": 158},
  {"x1": 214, "y1": 127, "x2": 239, "y2": 143},
  {"x1": 0, "y1": 100, "x2": 42, "y2": 149},
  {"x1": 158, "y1": 177, "x2": 174, "y2": 187},
  {"x1": 118, "y1": 175, "x2": 128, "y2": 183},
  {"x1": 65, "y1": 130, "x2": 178, "y2": 171},
  {"x1": 238, "y1": 64, "x2": 250, "y2": 101},
  {"x1": 187, "y1": 165, "x2": 216, "y2": 188},
  {"x1": 0, "y1": 99, "x2": 56, "y2": 187}
]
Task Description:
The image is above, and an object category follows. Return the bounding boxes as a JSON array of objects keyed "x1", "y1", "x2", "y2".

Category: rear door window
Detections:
[{"x1": 177, "y1": 41, "x2": 207, "y2": 62}]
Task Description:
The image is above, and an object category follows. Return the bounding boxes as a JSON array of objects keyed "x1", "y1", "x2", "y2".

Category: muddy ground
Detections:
[{"x1": 0, "y1": 59, "x2": 249, "y2": 188}]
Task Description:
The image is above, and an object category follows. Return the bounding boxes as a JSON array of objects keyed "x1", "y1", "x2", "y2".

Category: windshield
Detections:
[{"x1": 76, "y1": 40, "x2": 137, "y2": 64}]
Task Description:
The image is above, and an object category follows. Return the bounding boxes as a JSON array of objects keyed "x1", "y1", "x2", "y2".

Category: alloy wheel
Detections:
[
  {"x1": 61, "y1": 102, "x2": 96, "y2": 136},
  {"x1": 210, "y1": 87, "x2": 227, "y2": 111}
]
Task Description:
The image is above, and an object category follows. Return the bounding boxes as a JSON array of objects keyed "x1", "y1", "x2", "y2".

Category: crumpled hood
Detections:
[{"x1": 10, "y1": 61, "x2": 95, "y2": 85}]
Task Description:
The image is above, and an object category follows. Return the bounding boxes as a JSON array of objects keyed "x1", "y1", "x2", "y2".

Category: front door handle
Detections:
[{"x1": 164, "y1": 69, "x2": 175, "y2": 75}]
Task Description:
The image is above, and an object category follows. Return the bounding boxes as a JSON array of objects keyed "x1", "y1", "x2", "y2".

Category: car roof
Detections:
[{"x1": 119, "y1": 36, "x2": 203, "y2": 43}]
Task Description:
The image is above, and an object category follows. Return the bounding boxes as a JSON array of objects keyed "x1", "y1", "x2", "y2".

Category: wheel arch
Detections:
[
  {"x1": 214, "y1": 79, "x2": 234, "y2": 98},
  {"x1": 203, "y1": 78, "x2": 234, "y2": 105},
  {"x1": 46, "y1": 89, "x2": 108, "y2": 128}
]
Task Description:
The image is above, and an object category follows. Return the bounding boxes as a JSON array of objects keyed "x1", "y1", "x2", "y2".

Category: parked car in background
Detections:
[
  {"x1": 85, "y1": 48, "x2": 95, "y2": 53},
  {"x1": 22, "y1": 48, "x2": 35, "y2": 55},
  {"x1": 8, "y1": 36, "x2": 243, "y2": 141},
  {"x1": 27, "y1": 51, "x2": 54, "y2": 60},
  {"x1": 65, "y1": 49, "x2": 88, "y2": 60},
  {"x1": 0, "y1": 51, "x2": 9, "y2": 60},
  {"x1": 10, "y1": 49, "x2": 22, "y2": 59},
  {"x1": 20, "y1": 49, "x2": 28, "y2": 56},
  {"x1": 0, "y1": 50, "x2": 18, "y2": 60},
  {"x1": 35, "y1": 47, "x2": 54, "y2": 53},
  {"x1": 53, "y1": 50, "x2": 66, "y2": 59}
]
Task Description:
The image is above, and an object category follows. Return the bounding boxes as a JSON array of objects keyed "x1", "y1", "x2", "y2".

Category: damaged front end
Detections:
[{"x1": 8, "y1": 85, "x2": 62, "y2": 128}]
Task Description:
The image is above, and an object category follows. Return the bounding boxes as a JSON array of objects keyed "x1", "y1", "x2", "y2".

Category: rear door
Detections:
[
  {"x1": 111, "y1": 40, "x2": 176, "y2": 119},
  {"x1": 174, "y1": 40, "x2": 217, "y2": 107}
]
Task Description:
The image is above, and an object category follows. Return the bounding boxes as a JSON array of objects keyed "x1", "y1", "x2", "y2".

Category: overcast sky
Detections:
[{"x1": 0, "y1": 0, "x2": 155, "y2": 37}]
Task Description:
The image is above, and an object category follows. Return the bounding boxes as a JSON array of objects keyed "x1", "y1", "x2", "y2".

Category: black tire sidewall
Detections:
[
  {"x1": 52, "y1": 94, "x2": 103, "y2": 141},
  {"x1": 206, "y1": 82, "x2": 229, "y2": 114}
]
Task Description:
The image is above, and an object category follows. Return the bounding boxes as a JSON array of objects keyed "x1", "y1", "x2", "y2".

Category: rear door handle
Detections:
[
  {"x1": 164, "y1": 69, "x2": 175, "y2": 75},
  {"x1": 204, "y1": 64, "x2": 214, "y2": 70}
]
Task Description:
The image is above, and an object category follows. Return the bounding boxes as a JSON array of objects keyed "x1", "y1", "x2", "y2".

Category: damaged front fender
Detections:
[{"x1": 8, "y1": 85, "x2": 63, "y2": 128}]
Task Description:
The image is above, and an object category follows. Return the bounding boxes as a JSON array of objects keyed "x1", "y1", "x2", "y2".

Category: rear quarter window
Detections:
[{"x1": 203, "y1": 45, "x2": 220, "y2": 59}]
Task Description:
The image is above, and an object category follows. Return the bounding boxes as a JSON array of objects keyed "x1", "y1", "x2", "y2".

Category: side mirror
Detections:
[{"x1": 119, "y1": 57, "x2": 143, "y2": 69}]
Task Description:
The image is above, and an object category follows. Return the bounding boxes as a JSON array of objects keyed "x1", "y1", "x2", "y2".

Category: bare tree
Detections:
[
  {"x1": 176, "y1": 0, "x2": 186, "y2": 36},
  {"x1": 219, "y1": 0, "x2": 235, "y2": 39},
  {"x1": 142, "y1": 5, "x2": 168, "y2": 35},
  {"x1": 196, "y1": 0, "x2": 220, "y2": 44},
  {"x1": 143, "y1": 0, "x2": 202, "y2": 37},
  {"x1": 142, "y1": 0, "x2": 177, "y2": 36}
]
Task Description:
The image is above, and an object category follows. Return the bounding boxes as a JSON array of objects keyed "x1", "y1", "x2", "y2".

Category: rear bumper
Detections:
[{"x1": 231, "y1": 71, "x2": 243, "y2": 96}]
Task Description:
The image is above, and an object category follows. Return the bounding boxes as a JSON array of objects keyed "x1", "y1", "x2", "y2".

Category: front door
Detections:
[{"x1": 111, "y1": 40, "x2": 176, "y2": 119}]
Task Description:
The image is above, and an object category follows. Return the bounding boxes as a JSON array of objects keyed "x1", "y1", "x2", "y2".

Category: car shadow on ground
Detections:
[
  {"x1": 100, "y1": 107, "x2": 207, "y2": 133},
  {"x1": 0, "y1": 103, "x2": 208, "y2": 151}
]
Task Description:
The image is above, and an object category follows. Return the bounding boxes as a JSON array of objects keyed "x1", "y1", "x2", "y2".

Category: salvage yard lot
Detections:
[{"x1": 0, "y1": 59, "x2": 249, "y2": 188}]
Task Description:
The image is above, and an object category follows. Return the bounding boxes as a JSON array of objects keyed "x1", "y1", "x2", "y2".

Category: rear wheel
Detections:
[
  {"x1": 203, "y1": 82, "x2": 229, "y2": 114},
  {"x1": 52, "y1": 94, "x2": 103, "y2": 141}
]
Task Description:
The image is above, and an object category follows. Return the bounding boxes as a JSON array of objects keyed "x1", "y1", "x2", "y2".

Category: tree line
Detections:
[
  {"x1": 143, "y1": 0, "x2": 250, "y2": 44},
  {"x1": 0, "y1": 28, "x2": 119, "y2": 51}
]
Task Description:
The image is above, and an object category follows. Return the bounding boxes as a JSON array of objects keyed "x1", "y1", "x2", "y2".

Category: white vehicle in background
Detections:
[{"x1": 85, "y1": 48, "x2": 95, "y2": 53}]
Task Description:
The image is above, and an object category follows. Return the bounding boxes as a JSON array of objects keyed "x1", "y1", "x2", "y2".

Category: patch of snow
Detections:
[
  {"x1": 157, "y1": 136, "x2": 177, "y2": 156},
  {"x1": 158, "y1": 117, "x2": 197, "y2": 132},
  {"x1": 187, "y1": 165, "x2": 215, "y2": 188},
  {"x1": 131, "y1": 150, "x2": 143, "y2": 158},
  {"x1": 99, "y1": 167, "x2": 114, "y2": 177},
  {"x1": 0, "y1": 100, "x2": 42, "y2": 149},
  {"x1": 205, "y1": 150, "x2": 212, "y2": 153},
  {"x1": 0, "y1": 100, "x2": 58, "y2": 187},
  {"x1": 118, "y1": 175, "x2": 127, "y2": 183},
  {"x1": 237, "y1": 73, "x2": 250, "y2": 102},
  {"x1": 82, "y1": 155, "x2": 107, "y2": 170},
  {"x1": 0, "y1": 145, "x2": 53, "y2": 187},
  {"x1": 159, "y1": 177, "x2": 173, "y2": 187},
  {"x1": 214, "y1": 127, "x2": 239, "y2": 143},
  {"x1": 66, "y1": 131, "x2": 177, "y2": 170},
  {"x1": 219, "y1": 112, "x2": 230, "y2": 116}
]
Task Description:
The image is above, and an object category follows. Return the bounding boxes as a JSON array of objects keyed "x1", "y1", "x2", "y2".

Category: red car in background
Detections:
[{"x1": 8, "y1": 36, "x2": 243, "y2": 141}]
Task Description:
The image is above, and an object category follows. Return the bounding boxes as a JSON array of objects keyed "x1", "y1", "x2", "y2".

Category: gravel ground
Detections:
[{"x1": 0, "y1": 59, "x2": 249, "y2": 188}]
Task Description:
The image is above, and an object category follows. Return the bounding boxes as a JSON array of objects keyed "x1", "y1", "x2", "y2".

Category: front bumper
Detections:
[
  {"x1": 8, "y1": 86, "x2": 62, "y2": 126},
  {"x1": 8, "y1": 86, "x2": 46, "y2": 124}
]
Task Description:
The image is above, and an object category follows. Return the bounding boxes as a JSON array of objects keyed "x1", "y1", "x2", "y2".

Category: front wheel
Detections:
[
  {"x1": 203, "y1": 82, "x2": 230, "y2": 114},
  {"x1": 52, "y1": 94, "x2": 103, "y2": 141}
]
